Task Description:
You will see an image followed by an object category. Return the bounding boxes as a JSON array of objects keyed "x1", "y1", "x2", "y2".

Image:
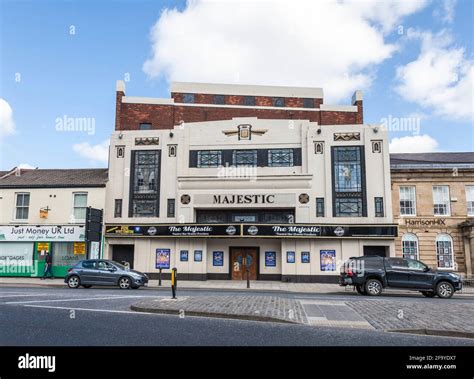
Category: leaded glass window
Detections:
[
  {"x1": 436, "y1": 234, "x2": 454, "y2": 269},
  {"x1": 332, "y1": 146, "x2": 366, "y2": 217},
  {"x1": 197, "y1": 151, "x2": 222, "y2": 168},
  {"x1": 131, "y1": 150, "x2": 160, "y2": 217},
  {"x1": 402, "y1": 233, "x2": 418, "y2": 260},
  {"x1": 268, "y1": 149, "x2": 294, "y2": 167},
  {"x1": 233, "y1": 150, "x2": 257, "y2": 166}
]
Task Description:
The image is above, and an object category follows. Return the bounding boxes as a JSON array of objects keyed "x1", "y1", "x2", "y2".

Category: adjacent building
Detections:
[
  {"x1": 104, "y1": 81, "x2": 396, "y2": 282},
  {"x1": 0, "y1": 168, "x2": 108, "y2": 277},
  {"x1": 391, "y1": 153, "x2": 474, "y2": 278}
]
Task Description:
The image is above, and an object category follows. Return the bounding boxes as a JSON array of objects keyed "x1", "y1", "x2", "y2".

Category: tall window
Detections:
[
  {"x1": 402, "y1": 233, "x2": 418, "y2": 260},
  {"x1": 332, "y1": 146, "x2": 366, "y2": 217},
  {"x1": 433, "y1": 185, "x2": 450, "y2": 216},
  {"x1": 15, "y1": 193, "x2": 30, "y2": 220},
  {"x1": 399, "y1": 186, "x2": 416, "y2": 216},
  {"x1": 167, "y1": 199, "x2": 175, "y2": 218},
  {"x1": 130, "y1": 150, "x2": 160, "y2": 217},
  {"x1": 233, "y1": 150, "x2": 257, "y2": 166},
  {"x1": 114, "y1": 199, "x2": 122, "y2": 218},
  {"x1": 316, "y1": 198, "x2": 325, "y2": 217},
  {"x1": 73, "y1": 193, "x2": 88, "y2": 221},
  {"x1": 197, "y1": 151, "x2": 222, "y2": 167},
  {"x1": 466, "y1": 185, "x2": 474, "y2": 216},
  {"x1": 374, "y1": 197, "x2": 384, "y2": 217},
  {"x1": 436, "y1": 234, "x2": 454, "y2": 269},
  {"x1": 268, "y1": 149, "x2": 294, "y2": 167}
]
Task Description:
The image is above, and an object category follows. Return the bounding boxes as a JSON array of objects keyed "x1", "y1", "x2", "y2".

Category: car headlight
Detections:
[{"x1": 449, "y1": 273, "x2": 460, "y2": 280}]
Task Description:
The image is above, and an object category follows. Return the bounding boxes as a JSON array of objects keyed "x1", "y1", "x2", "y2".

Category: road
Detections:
[{"x1": 0, "y1": 286, "x2": 473, "y2": 346}]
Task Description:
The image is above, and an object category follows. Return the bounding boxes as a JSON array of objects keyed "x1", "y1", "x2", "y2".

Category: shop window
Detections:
[
  {"x1": 167, "y1": 199, "x2": 175, "y2": 218},
  {"x1": 233, "y1": 150, "x2": 257, "y2": 166},
  {"x1": 466, "y1": 185, "x2": 474, "y2": 216},
  {"x1": 182, "y1": 93, "x2": 195, "y2": 103},
  {"x1": 436, "y1": 234, "x2": 454, "y2": 269},
  {"x1": 214, "y1": 95, "x2": 225, "y2": 104},
  {"x1": 130, "y1": 150, "x2": 160, "y2": 217},
  {"x1": 52, "y1": 242, "x2": 83, "y2": 267},
  {"x1": 197, "y1": 150, "x2": 222, "y2": 167},
  {"x1": 273, "y1": 97, "x2": 285, "y2": 107},
  {"x1": 332, "y1": 146, "x2": 366, "y2": 217},
  {"x1": 374, "y1": 197, "x2": 384, "y2": 217},
  {"x1": 15, "y1": 193, "x2": 30, "y2": 220},
  {"x1": 268, "y1": 149, "x2": 294, "y2": 167},
  {"x1": 316, "y1": 198, "x2": 325, "y2": 217},
  {"x1": 303, "y1": 98, "x2": 315, "y2": 108},
  {"x1": 114, "y1": 199, "x2": 122, "y2": 218},
  {"x1": 402, "y1": 233, "x2": 418, "y2": 260},
  {"x1": 73, "y1": 193, "x2": 88, "y2": 221},
  {"x1": 139, "y1": 123, "x2": 152, "y2": 130},
  {"x1": 433, "y1": 185, "x2": 450, "y2": 216},
  {"x1": 243, "y1": 96, "x2": 255, "y2": 106},
  {"x1": 399, "y1": 186, "x2": 416, "y2": 216}
]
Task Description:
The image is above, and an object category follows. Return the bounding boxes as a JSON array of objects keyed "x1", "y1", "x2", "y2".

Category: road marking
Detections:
[
  {"x1": 0, "y1": 294, "x2": 53, "y2": 298},
  {"x1": 22, "y1": 304, "x2": 159, "y2": 315},
  {"x1": 5, "y1": 295, "x2": 160, "y2": 305}
]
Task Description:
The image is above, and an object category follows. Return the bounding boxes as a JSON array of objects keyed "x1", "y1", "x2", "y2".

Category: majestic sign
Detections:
[
  {"x1": 0, "y1": 225, "x2": 85, "y2": 242},
  {"x1": 105, "y1": 224, "x2": 398, "y2": 238},
  {"x1": 213, "y1": 194, "x2": 275, "y2": 205}
]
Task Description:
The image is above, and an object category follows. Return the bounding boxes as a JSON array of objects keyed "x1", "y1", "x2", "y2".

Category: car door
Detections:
[
  {"x1": 96, "y1": 261, "x2": 117, "y2": 285},
  {"x1": 77, "y1": 260, "x2": 97, "y2": 284},
  {"x1": 385, "y1": 258, "x2": 411, "y2": 288},
  {"x1": 407, "y1": 259, "x2": 435, "y2": 289}
]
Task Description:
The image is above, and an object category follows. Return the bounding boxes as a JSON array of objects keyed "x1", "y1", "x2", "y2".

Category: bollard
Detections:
[
  {"x1": 158, "y1": 268, "x2": 162, "y2": 287},
  {"x1": 171, "y1": 267, "x2": 177, "y2": 299},
  {"x1": 246, "y1": 267, "x2": 250, "y2": 289}
]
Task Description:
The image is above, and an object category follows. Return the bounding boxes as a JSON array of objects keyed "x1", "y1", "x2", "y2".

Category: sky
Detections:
[{"x1": 0, "y1": 0, "x2": 472, "y2": 170}]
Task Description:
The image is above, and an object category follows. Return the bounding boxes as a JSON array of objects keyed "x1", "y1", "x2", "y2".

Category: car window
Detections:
[
  {"x1": 407, "y1": 259, "x2": 427, "y2": 271},
  {"x1": 388, "y1": 258, "x2": 409, "y2": 269},
  {"x1": 97, "y1": 261, "x2": 113, "y2": 270},
  {"x1": 82, "y1": 260, "x2": 96, "y2": 269}
]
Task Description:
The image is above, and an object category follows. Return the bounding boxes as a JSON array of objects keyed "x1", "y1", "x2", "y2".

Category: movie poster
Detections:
[
  {"x1": 213, "y1": 251, "x2": 224, "y2": 266},
  {"x1": 265, "y1": 251, "x2": 276, "y2": 267},
  {"x1": 155, "y1": 249, "x2": 170, "y2": 269},
  {"x1": 320, "y1": 250, "x2": 336, "y2": 271}
]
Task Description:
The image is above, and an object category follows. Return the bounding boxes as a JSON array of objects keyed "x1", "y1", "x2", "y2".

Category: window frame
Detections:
[
  {"x1": 114, "y1": 199, "x2": 122, "y2": 218},
  {"x1": 233, "y1": 149, "x2": 257, "y2": 167},
  {"x1": 433, "y1": 185, "x2": 451, "y2": 216},
  {"x1": 182, "y1": 93, "x2": 195, "y2": 103},
  {"x1": 374, "y1": 197, "x2": 384, "y2": 217},
  {"x1": 213, "y1": 95, "x2": 225, "y2": 105},
  {"x1": 72, "y1": 192, "x2": 88, "y2": 222},
  {"x1": 14, "y1": 192, "x2": 30, "y2": 221},
  {"x1": 268, "y1": 149, "x2": 294, "y2": 167},
  {"x1": 399, "y1": 186, "x2": 417, "y2": 216},
  {"x1": 243, "y1": 96, "x2": 256, "y2": 106},
  {"x1": 272, "y1": 97, "x2": 285, "y2": 107},
  {"x1": 466, "y1": 185, "x2": 474, "y2": 216},
  {"x1": 139, "y1": 123, "x2": 152, "y2": 130},
  {"x1": 167, "y1": 199, "x2": 176, "y2": 218},
  {"x1": 401, "y1": 233, "x2": 419, "y2": 260},
  {"x1": 197, "y1": 150, "x2": 222, "y2": 168},
  {"x1": 302, "y1": 98, "x2": 315, "y2": 108},
  {"x1": 316, "y1": 198, "x2": 325, "y2": 217},
  {"x1": 436, "y1": 234, "x2": 454, "y2": 270}
]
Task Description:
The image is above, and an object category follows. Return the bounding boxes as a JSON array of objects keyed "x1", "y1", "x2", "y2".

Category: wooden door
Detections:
[{"x1": 231, "y1": 248, "x2": 258, "y2": 280}]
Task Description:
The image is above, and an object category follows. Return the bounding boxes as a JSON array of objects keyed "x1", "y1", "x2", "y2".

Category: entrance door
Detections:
[
  {"x1": 231, "y1": 248, "x2": 258, "y2": 280},
  {"x1": 363, "y1": 246, "x2": 387, "y2": 257},
  {"x1": 112, "y1": 245, "x2": 135, "y2": 269}
]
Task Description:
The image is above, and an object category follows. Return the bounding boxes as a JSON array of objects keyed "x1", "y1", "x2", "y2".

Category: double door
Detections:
[{"x1": 231, "y1": 248, "x2": 258, "y2": 280}]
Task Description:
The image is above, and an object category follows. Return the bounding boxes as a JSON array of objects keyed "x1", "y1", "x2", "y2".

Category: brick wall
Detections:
[{"x1": 116, "y1": 90, "x2": 362, "y2": 131}]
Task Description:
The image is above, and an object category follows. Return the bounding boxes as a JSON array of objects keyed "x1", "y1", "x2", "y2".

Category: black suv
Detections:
[{"x1": 339, "y1": 256, "x2": 462, "y2": 299}]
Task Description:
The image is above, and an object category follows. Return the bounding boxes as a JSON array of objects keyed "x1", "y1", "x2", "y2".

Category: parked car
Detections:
[
  {"x1": 65, "y1": 259, "x2": 148, "y2": 289},
  {"x1": 339, "y1": 256, "x2": 462, "y2": 299}
]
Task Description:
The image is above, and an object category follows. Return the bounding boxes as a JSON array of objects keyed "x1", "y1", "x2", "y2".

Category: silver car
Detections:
[{"x1": 65, "y1": 259, "x2": 149, "y2": 289}]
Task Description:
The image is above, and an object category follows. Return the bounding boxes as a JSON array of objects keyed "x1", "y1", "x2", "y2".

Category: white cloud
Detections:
[
  {"x1": 389, "y1": 134, "x2": 439, "y2": 153},
  {"x1": 395, "y1": 29, "x2": 473, "y2": 121},
  {"x1": 143, "y1": 0, "x2": 427, "y2": 103},
  {"x1": 73, "y1": 140, "x2": 109, "y2": 163},
  {"x1": 433, "y1": 0, "x2": 457, "y2": 24},
  {"x1": 0, "y1": 98, "x2": 15, "y2": 136}
]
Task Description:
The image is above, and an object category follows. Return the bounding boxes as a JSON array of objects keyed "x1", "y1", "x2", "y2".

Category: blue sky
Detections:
[{"x1": 0, "y1": 0, "x2": 472, "y2": 170}]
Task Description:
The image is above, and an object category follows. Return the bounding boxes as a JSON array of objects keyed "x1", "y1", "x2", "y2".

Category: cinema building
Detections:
[{"x1": 104, "y1": 81, "x2": 397, "y2": 282}]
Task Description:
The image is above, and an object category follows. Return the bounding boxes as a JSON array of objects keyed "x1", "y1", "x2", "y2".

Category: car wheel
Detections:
[
  {"x1": 118, "y1": 276, "x2": 131, "y2": 289},
  {"x1": 82, "y1": 285, "x2": 92, "y2": 289},
  {"x1": 365, "y1": 279, "x2": 383, "y2": 296},
  {"x1": 67, "y1": 275, "x2": 80, "y2": 289},
  {"x1": 436, "y1": 281, "x2": 454, "y2": 299},
  {"x1": 355, "y1": 285, "x2": 366, "y2": 295},
  {"x1": 421, "y1": 291, "x2": 436, "y2": 298}
]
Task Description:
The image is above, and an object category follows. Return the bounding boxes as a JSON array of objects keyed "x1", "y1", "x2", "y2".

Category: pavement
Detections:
[
  {"x1": 1, "y1": 276, "x2": 474, "y2": 296},
  {"x1": 1, "y1": 287, "x2": 473, "y2": 346}
]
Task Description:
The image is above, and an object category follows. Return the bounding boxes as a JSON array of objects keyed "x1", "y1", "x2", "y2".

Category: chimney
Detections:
[{"x1": 115, "y1": 80, "x2": 126, "y2": 131}]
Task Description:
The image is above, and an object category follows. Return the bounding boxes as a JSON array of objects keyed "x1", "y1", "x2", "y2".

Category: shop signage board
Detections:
[
  {"x1": 73, "y1": 242, "x2": 86, "y2": 255},
  {"x1": 105, "y1": 224, "x2": 397, "y2": 238},
  {"x1": 0, "y1": 225, "x2": 85, "y2": 242}
]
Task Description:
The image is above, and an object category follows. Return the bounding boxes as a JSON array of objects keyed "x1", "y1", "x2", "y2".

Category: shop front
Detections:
[
  {"x1": 0, "y1": 225, "x2": 87, "y2": 277},
  {"x1": 104, "y1": 223, "x2": 397, "y2": 282}
]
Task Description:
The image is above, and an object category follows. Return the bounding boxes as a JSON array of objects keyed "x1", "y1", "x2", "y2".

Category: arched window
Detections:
[
  {"x1": 436, "y1": 234, "x2": 454, "y2": 269},
  {"x1": 402, "y1": 233, "x2": 418, "y2": 260}
]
